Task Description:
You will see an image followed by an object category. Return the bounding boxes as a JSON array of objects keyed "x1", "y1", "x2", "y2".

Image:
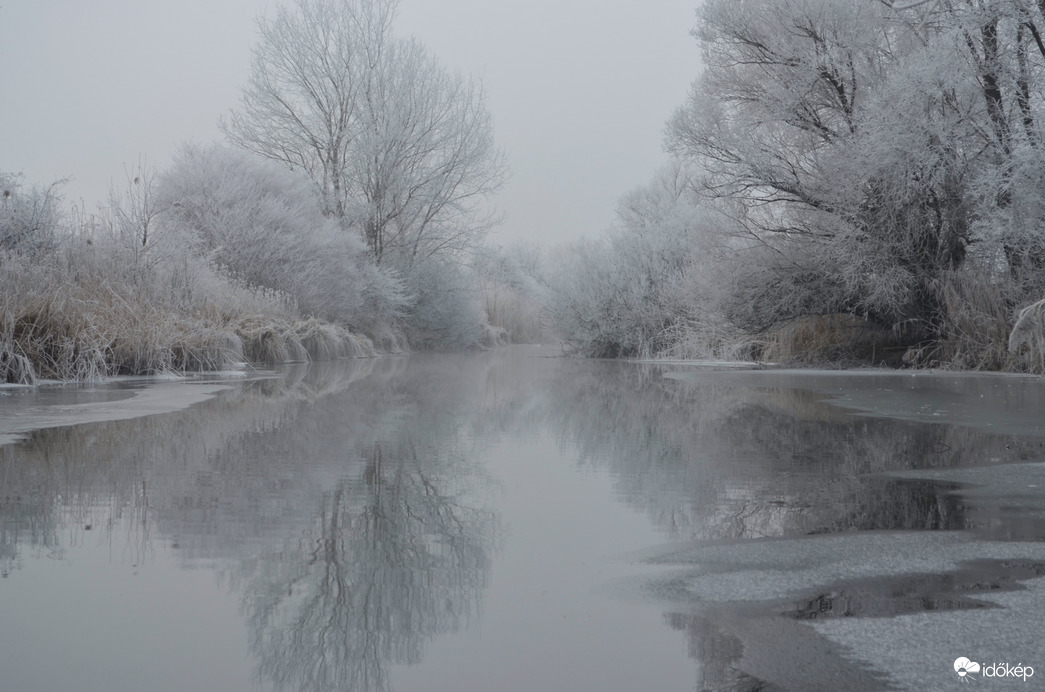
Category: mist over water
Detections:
[{"x1": 2, "y1": 351, "x2": 1044, "y2": 691}]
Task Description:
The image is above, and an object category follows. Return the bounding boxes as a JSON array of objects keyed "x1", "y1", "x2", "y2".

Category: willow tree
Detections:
[{"x1": 223, "y1": 0, "x2": 506, "y2": 265}]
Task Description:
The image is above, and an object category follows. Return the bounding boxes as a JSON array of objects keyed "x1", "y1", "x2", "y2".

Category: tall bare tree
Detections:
[{"x1": 223, "y1": 0, "x2": 506, "y2": 265}]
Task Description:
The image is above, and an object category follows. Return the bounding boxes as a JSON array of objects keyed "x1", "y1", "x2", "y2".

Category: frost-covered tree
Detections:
[
  {"x1": 542, "y1": 0, "x2": 1045, "y2": 365},
  {"x1": 472, "y1": 242, "x2": 547, "y2": 344},
  {"x1": 949, "y1": 0, "x2": 1045, "y2": 288},
  {"x1": 156, "y1": 145, "x2": 406, "y2": 330},
  {"x1": 0, "y1": 172, "x2": 64, "y2": 256},
  {"x1": 668, "y1": 1, "x2": 911, "y2": 327},
  {"x1": 348, "y1": 36, "x2": 507, "y2": 265},
  {"x1": 400, "y1": 256, "x2": 483, "y2": 350},
  {"x1": 663, "y1": 0, "x2": 1045, "y2": 336},
  {"x1": 547, "y1": 161, "x2": 729, "y2": 357},
  {"x1": 223, "y1": 0, "x2": 506, "y2": 265}
]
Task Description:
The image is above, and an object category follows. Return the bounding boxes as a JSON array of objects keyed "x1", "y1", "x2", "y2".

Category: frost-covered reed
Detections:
[
  {"x1": 0, "y1": 243, "x2": 240, "y2": 381},
  {"x1": 233, "y1": 316, "x2": 376, "y2": 363},
  {"x1": 0, "y1": 244, "x2": 386, "y2": 384},
  {"x1": 0, "y1": 225, "x2": 374, "y2": 386}
]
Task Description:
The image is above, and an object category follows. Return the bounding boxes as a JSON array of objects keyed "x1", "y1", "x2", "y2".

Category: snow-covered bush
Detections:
[
  {"x1": 0, "y1": 172, "x2": 63, "y2": 257},
  {"x1": 400, "y1": 256, "x2": 483, "y2": 350},
  {"x1": 0, "y1": 164, "x2": 395, "y2": 383},
  {"x1": 473, "y1": 242, "x2": 547, "y2": 344},
  {"x1": 546, "y1": 162, "x2": 732, "y2": 358},
  {"x1": 156, "y1": 145, "x2": 407, "y2": 332},
  {"x1": 0, "y1": 231, "x2": 245, "y2": 381}
]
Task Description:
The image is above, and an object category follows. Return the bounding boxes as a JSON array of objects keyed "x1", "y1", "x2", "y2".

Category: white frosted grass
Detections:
[{"x1": 232, "y1": 315, "x2": 378, "y2": 364}]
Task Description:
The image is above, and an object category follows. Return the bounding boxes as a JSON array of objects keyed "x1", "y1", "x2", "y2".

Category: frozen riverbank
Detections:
[
  {"x1": 0, "y1": 375, "x2": 246, "y2": 447},
  {"x1": 646, "y1": 366, "x2": 1045, "y2": 690}
]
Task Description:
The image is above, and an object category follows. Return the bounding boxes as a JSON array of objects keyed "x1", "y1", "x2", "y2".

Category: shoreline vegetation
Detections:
[
  {"x1": 544, "y1": 1, "x2": 1045, "y2": 375},
  {"x1": 0, "y1": 152, "x2": 543, "y2": 387},
  {"x1": 0, "y1": 175, "x2": 548, "y2": 386},
  {"x1": 1, "y1": 159, "x2": 398, "y2": 387},
  {"x1": 0, "y1": 240, "x2": 387, "y2": 386},
  {"x1": 2, "y1": 0, "x2": 550, "y2": 386},
  {"x1": 12, "y1": 0, "x2": 1045, "y2": 381}
]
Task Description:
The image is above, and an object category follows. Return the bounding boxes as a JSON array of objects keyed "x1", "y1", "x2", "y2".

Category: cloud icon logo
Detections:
[{"x1": 954, "y1": 657, "x2": 981, "y2": 680}]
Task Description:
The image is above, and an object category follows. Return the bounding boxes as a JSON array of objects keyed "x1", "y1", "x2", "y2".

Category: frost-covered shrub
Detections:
[
  {"x1": 918, "y1": 262, "x2": 1025, "y2": 371},
  {"x1": 231, "y1": 315, "x2": 376, "y2": 363},
  {"x1": 717, "y1": 240, "x2": 849, "y2": 334},
  {"x1": 0, "y1": 236, "x2": 245, "y2": 380},
  {"x1": 400, "y1": 256, "x2": 482, "y2": 350},
  {"x1": 0, "y1": 172, "x2": 63, "y2": 257},
  {"x1": 546, "y1": 162, "x2": 728, "y2": 358},
  {"x1": 473, "y1": 242, "x2": 547, "y2": 343},
  {"x1": 546, "y1": 240, "x2": 633, "y2": 357},
  {"x1": 0, "y1": 165, "x2": 399, "y2": 382},
  {"x1": 156, "y1": 145, "x2": 407, "y2": 332}
]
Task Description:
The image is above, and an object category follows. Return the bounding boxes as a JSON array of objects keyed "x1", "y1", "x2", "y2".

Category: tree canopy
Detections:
[
  {"x1": 550, "y1": 0, "x2": 1045, "y2": 369},
  {"x1": 224, "y1": 0, "x2": 507, "y2": 266}
]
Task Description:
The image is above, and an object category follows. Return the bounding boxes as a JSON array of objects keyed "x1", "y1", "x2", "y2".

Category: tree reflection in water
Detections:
[
  {"x1": 240, "y1": 439, "x2": 496, "y2": 692},
  {"x1": 4, "y1": 353, "x2": 1045, "y2": 691},
  {"x1": 542, "y1": 361, "x2": 1045, "y2": 541},
  {"x1": 539, "y1": 362, "x2": 1045, "y2": 690},
  {"x1": 664, "y1": 612, "x2": 771, "y2": 692},
  {"x1": 0, "y1": 355, "x2": 506, "y2": 691}
]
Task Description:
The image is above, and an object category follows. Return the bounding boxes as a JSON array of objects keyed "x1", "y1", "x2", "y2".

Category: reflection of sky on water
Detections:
[{"x1": 2, "y1": 353, "x2": 1045, "y2": 691}]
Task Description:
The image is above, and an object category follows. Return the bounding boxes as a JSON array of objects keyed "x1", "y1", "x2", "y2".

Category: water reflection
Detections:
[
  {"x1": 238, "y1": 439, "x2": 496, "y2": 692},
  {"x1": 537, "y1": 362, "x2": 1045, "y2": 690},
  {"x1": 664, "y1": 612, "x2": 782, "y2": 692},
  {"x1": 541, "y1": 361, "x2": 1045, "y2": 542},
  {"x1": 664, "y1": 609, "x2": 895, "y2": 692},
  {"x1": 3, "y1": 354, "x2": 1045, "y2": 691},
  {"x1": 1, "y1": 358, "x2": 402, "y2": 579},
  {"x1": 0, "y1": 355, "x2": 510, "y2": 691}
]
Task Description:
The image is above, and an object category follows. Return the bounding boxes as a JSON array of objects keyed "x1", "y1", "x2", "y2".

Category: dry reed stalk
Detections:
[
  {"x1": 232, "y1": 314, "x2": 377, "y2": 363},
  {"x1": 930, "y1": 270, "x2": 1021, "y2": 371},
  {"x1": 759, "y1": 314, "x2": 902, "y2": 366}
]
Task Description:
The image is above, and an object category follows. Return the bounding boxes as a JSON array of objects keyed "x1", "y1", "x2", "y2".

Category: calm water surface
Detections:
[{"x1": 2, "y1": 348, "x2": 1044, "y2": 691}]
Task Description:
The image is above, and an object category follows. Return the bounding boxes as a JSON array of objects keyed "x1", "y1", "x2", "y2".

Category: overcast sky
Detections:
[{"x1": 1, "y1": 1, "x2": 701, "y2": 246}]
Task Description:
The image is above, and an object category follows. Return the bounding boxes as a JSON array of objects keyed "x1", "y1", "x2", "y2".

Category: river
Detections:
[{"x1": 1, "y1": 346, "x2": 1043, "y2": 691}]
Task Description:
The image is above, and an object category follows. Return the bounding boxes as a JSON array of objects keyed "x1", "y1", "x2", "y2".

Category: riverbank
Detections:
[{"x1": 0, "y1": 240, "x2": 403, "y2": 386}]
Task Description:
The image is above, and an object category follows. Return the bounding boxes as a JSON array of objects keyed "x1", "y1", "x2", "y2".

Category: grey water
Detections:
[{"x1": 2, "y1": 348, "x2": 1045, "y2": 691}]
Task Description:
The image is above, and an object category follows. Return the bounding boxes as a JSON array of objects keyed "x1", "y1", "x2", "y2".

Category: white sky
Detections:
[{"x1": 0, "y1": 1, "x2": 701, "y2": 246}]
